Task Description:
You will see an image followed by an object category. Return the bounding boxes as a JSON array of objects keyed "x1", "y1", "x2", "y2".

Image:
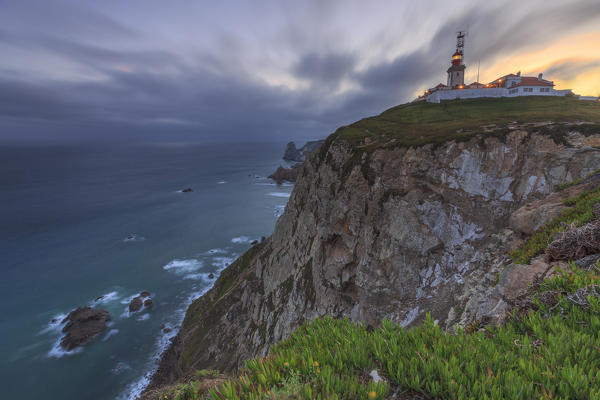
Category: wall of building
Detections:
[
  {"x1": 425, "y1": 87, "x2": 572, "y2": 103},
  {"x1": 426, "y1": 88, "x2": 505, "y2": 103}
]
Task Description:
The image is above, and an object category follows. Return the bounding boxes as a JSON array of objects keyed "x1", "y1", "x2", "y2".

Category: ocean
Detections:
[{"x1": 0, "y1": 141, "x2": 293, "y2": 399}]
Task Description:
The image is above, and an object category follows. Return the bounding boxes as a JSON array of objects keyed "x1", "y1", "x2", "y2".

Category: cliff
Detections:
[{"x1": 145, "y1": 97, "x2": 600, "y2": 394}]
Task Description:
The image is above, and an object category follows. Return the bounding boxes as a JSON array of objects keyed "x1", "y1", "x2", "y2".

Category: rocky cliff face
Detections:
[{"x1": 147, "y1": 125, "x2": 600, "y2": 390}]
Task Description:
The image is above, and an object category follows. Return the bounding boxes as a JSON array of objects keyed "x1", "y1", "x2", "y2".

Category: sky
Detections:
[{"x1": 1, "y1": 0, "x2": 599, "y2": 143}]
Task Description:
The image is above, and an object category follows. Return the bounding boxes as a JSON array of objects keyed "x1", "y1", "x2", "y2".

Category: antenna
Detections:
[{"x1": 456, "y1": 31, "x2": 466, "y2": 55}]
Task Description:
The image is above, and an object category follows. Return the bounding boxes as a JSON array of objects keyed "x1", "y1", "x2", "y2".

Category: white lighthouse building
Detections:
[{"x1": 419, "y1": 32, "x2": 595, "y2": 103}]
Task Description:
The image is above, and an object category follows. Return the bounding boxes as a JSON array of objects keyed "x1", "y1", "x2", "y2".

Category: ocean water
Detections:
[{"x1": 0, "y1": 142, "x2": 293, "y2": 399}]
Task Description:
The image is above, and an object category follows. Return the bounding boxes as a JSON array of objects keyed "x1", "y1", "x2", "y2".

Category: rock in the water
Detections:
[
  {"x1": 268, "y1": 164, "x2": 303, "y2": 184},
  {"x1": 208, "y1": 273, "x2": 215, "y2": 279},
  {"x1": 181, "y1": 188, "x2": 193, "y2": 193},
  {"x1": 163, "y1": 327, "x2": 172, "y2": 334},
  {"x1": 140, "y1": 291, "x2": 151, "y2": 298},
  {"x1": 129, "y1": 296, "x2": 143, "y2": 312},
  {"x1": 250, "y1": 240, "x2": 258, "y2": 245},
  {"x1": 283, "y1": 142, "x2": 302, "y2": 162},
  {"x1": 60, "y1": 307, "x2": 110, "y2": 351},
  {"x1": 143, "y1": 298, "x2": 153, "y2": 307},
  {"x1": 283, "y1": 140, "x2": 325, "y2": 162}
]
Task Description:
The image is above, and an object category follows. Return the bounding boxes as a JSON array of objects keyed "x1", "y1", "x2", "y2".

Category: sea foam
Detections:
[
  {"x1": 162, "y1": 259, "x2": 203, "y2": 274},
  {"x1": 268, "y1": 192, "x2": 291, "y2": 198}
]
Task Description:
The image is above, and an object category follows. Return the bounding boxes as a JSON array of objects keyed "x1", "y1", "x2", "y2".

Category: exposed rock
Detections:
[
  {"x1": 163, "y1": 327, "x2": 172, "y2": 334},
  {"x1": 208, "y1": 273, "x2": 215, "y2": 279},
  {"x1": 510, "y1": 175, "x2": 600, "y2": 235},
  {"x1": 181, "y1": 188, "x2": 193, "y2": 193},
  {"x1": 574, "y1": 254, "x2": 600, "y2": 269},
  {"x1": 251, "y1": 240, "x2": 259, "y2": 245},
  {"x1": 268, "y1": 164, "x2": 303, "y2": 184},
  {"x1": 147, "y1": 127, "x2": 600, "y2": 390},
  {"x1": 60, "y1": 307, "x2": 110, "y2": 351},
  {"x1": 129, "y1": 297, "x2": 143, "y2": 312},
  {"x1": 130, "y1": 292, "x2": 153, "y2": 312},
  {"x1": 283, "y1": 140, "x2": 325, "y2": 162}
]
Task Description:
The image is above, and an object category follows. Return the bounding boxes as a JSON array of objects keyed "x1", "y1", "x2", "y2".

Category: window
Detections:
[
  {"x1": 523, "y1": 87, "x2": 533, "y2": 93},
  {"x1": 539, "y1": 87, "x2": 550, "y2": 93}
]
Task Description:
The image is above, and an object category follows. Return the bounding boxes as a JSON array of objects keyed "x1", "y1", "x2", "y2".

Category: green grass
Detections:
[
  {"x1": 555, "y1": 169, "x2": 600, "y2": 191},
  {"x1": 510, "y1": 185, "x2": 600, "y2": 264},
  {"x1": 330, "y1": 96, "x2": 600, "y2": 149},
  {"x1": 156, "y1": 263, "x2": 600, "y2": 400}
]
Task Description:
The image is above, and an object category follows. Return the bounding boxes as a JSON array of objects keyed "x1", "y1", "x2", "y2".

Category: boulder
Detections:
[
  {"x1": 181, "y1": 188, "x2": 193, "y2": 193},
  {"x1": 510, "y1": 177, "x2": 600, "y2": 235},
  {"x1": 129, "y1": 297, "x2": 143, "y2": 312},
  {"x1": 143, "y1": 298, "x2": 153, "y2": 308},
  {"x1": 140, "y1": 291, "x2": 151, "y2": 298},
  {"x1": 268, "y1": 164, "x2": 303, "y2": 184},
  {"x1": 208, "y1": 273, "x2": 215, "y2": 279},
  {"x1": 60, "y1": 307, "x2": 110, "y2": 351}
]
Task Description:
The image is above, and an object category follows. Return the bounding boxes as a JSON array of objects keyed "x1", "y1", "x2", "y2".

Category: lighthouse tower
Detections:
[{"x1": 447, "y1": 31, "x2": 466, "y2": 88}]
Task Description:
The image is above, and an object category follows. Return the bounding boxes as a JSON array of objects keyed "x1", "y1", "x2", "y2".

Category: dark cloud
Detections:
[
  {"x1": 292, "y1": 52, "x2": 357, "y2": 90},
  {"x1": 0, "y1": 0, "x2": 599, "y2": 143}
]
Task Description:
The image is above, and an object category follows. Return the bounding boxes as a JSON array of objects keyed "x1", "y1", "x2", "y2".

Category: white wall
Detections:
[{"x1": 425, "y1": 87, "x2": 572, "y2": 103}]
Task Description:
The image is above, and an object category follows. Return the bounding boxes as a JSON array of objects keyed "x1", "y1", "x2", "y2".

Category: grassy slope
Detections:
[{"x1": 333, "y1": 96, "x2": 600, "y2": 148}]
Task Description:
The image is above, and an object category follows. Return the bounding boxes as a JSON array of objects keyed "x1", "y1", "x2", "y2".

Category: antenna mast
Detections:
[{"x1": 456, "y1": 31, "x2": 466, "y2": 56}]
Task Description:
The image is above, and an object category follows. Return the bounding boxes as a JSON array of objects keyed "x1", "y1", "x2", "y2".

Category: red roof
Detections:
[
  {"x1": 434, "y1": 83, "x2": 447, "y2": 88},
  {"x1": 508, "y1": 77, "x2": 554, "y2": 88}
]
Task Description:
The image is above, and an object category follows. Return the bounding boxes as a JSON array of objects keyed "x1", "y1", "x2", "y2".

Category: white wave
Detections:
[
  {"x1": 39, "y1": 313, "x2": 68, "y2": 335},
  {"x1": 212, "y1": 256, "x2": 236, "y2": 271},
  {"x1": 111, "y1": 362, "x2": 131, "y2": 375},
  {"x1": 47, "y1": 339, "x2": 82, "y2": 358},
  {"x1": 217, "y1": 181, "x2": 227, "y2": 184},
  {"x1": 102, "y1": 329, "x2": 119, "y2": 341},
  {"x1": 231, "y1": 236, "x2": 252, "y2": 244},
  {"x1": 120, "y1": 293, "x2": 141, "y2": 305},
  {"x1": 256, "y1": 182, "x2": 294, "y2": 187},
  {"x1": 162, "y1": 259, "x2": 203, "y2": 274},
  {"x1": 205, "y1": 248, "x2": 227, "y2": 255},
  {"x1": 90, "y1": 291, "x2": 120, "y2": 306},
  {"x1": 137, "y1": 314, "x2": 150, "y2": 321},
  {"x1": 183, "y1": 272, "x2": 213, "y2": 281},
  {"x1": 274, "y1": 204, "x2": 286, "y2": 218},
  {"x1": 268, "y1": 192, "x2": 291, "y2": 198},
  {"x1": 122, "y1": 234, "x2": 144, "y2": 243}
]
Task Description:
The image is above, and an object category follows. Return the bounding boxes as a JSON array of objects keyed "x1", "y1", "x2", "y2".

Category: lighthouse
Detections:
[{"x1": 447, "y1": 31, "x2": 466, "y2": 88}]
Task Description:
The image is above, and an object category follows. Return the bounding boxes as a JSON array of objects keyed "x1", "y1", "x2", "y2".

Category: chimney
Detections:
[{"x1": 538, "y1": 73, "x2": 543, "y2": 80}]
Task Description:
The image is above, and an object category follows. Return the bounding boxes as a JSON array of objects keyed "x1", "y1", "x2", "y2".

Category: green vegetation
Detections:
[
  {"x1": 510, "y1": 185, "x2": 600, "y2": 264},
  {"x1": 329, "y1": 97, "x2": 600, "y2": 150},
  {"x1": 555, "y1": 169, "x2": 600, "y2": 191},
  {"x1": 155, "y1": 262, "x2": 600, "y2": 400}
]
